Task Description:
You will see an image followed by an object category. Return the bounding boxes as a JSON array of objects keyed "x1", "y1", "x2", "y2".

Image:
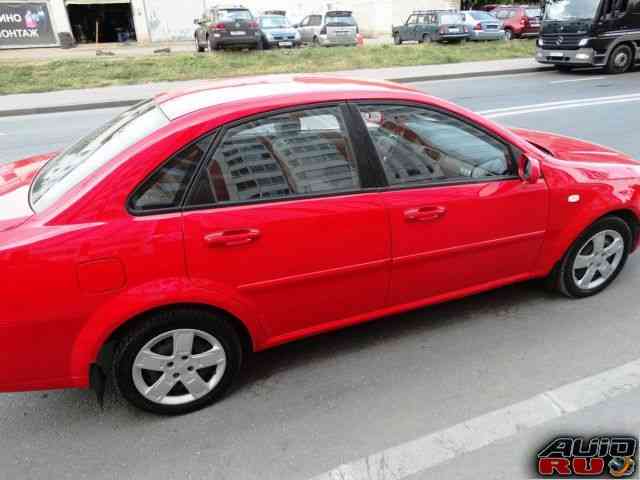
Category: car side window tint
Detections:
[
  {"x1": 357, "y1": 104, "x2": 513, "y2": 186},
  {"x1": 188, "y1": 106, "x2": 360, "y2": 206},
  {"x1": 130, "y1": 133, "x2": 215, "y2": 212}
]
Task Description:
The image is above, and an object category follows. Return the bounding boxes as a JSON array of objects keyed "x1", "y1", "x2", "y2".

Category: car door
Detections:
[
  {"x1": 405, "y1": 14, "x2": 417, "y2": 41},
  {"x1": 353, "y1": 103, "x2": 548, "y2": 306},
  {"x1": 297, "y1": 16, "x2": 310, "y2": 41},
  {"x1": 181, "y1": 104, "x2": 391, "y2": 341}
]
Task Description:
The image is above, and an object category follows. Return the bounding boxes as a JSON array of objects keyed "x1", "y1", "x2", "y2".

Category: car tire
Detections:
[
  {"x1": 555, "y1": 216, "x2": 632, "y2": 298},
  {"x1": 113, "y1": 308, "x2": 243, "y2": 415},
  {"x1": 195, "y1": 36, "x2": 205, "y2": 53},
  {"x1": 606, "y1": 44, "x2": 634, "y2": 74},
  {"x1": 312, "y1": 36, "x2": 320, "y2": 47},
  {"x1": 423, "y1": 34, "x2": 432, "y2": 44},
  {"x1": 393, "y1": 33, "x2": 402, "y2": 45},
  {"x1": 504, "y1": 29, "x2": 513, "y2": 41},
  {"x1": 256, "y1": 38, "x2": 264, "y2": 51}
]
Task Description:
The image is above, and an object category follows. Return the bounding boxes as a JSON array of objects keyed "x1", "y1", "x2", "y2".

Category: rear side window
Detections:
[
  {"x1": 188, "y1": 106, "x2": 360, "y2": 206},
  {"x1": 129, "y1": 134, "x2": 215, "y2": 212}
]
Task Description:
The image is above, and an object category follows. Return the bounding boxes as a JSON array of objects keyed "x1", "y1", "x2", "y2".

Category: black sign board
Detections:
[{"x1": 0, "y1": 2, "x2": 57, "y2": 48}]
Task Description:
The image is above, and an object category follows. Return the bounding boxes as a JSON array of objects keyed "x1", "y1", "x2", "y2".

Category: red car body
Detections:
[
  {"x1": 1, "y1": 76, "x2": 639, "y2": 395},
  {"x1": 493, "y1": 5, "x2": 541, "y2": 39}
]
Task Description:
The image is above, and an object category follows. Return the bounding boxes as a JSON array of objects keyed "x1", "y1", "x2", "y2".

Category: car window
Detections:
[
  {"x1": 218, "y1": 9, "x2": 252, "y2": 21},
  {"x1": 358, "y1": 104, "x2": 513, "y2": 186},
  {"x1": 129, "y1": 134, "x2": 215, "y2": 212},
  {"x1": 407, "y1": 14, "x2": 417, "y2": 24},
  {"x1": 260, "y1": 16, "x2": 290, "y2": 28},
  {"x1": 309, "y1": 15, "x2": 322, "y2": 26},
  {"x1": 525, "y1": 8, "x2": 541, "y2": 17},
  {"x1": 325, "y1": 14, "x2": 356, "y2": 26},
  {"x1": 30, "y1": 101, "x2": 169, "y2": 213},
  {"x1": 470, "y1": 11, "x2": 497, "y2": 21},
  {"x1": 188, "y1": 106, "x2": 360, "y2": 206},
  {"x1": 440, "y1": 13, "x2": 464, "y2": 24}
]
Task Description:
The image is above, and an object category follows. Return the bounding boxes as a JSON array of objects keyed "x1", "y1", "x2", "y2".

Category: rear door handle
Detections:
[
  {"x1": 204, "y1": 228, "x2": 261, "y2": 247},
  {"x1": 404, "y1": 206, "x2": 447, "y2": 223}
]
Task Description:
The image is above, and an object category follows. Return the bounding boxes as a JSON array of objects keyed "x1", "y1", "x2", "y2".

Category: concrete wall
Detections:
[
  {"x1": 143, "y1": 0, "x2": 202, "y2": 42},
  {"x1": 48, "y1": 0, "x2": 72, "y2": 36}
]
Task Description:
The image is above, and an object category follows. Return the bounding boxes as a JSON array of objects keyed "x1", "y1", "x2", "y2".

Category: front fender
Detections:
[
  {"x1": 534, "y1": 163, "x2": 640, "y2": 274},
  {"x1": 68, "y1": 277, "x2": 268, "y2": 387}
]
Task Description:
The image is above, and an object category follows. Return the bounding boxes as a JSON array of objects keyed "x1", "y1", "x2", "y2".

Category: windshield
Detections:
[
  {"x1": 30, "y1": 101, "x2": 169, "y2": 212},
  {"x1": 441, "y1": 13, "x2": 464, "y2": 24},
  {"x1": 326, "y1": 14, "x2": 356, "y2": 26},
  {"x1": 469, "y1": 11, "x2": 497, "y2": 21},
  {"x1": 544, "y1": 0, "x2": 600, "y2": 20},
  {"x1": 260, "y1": 16, "x2": 290, "y2": 28},
  {"x1": 218, "y1": 9, "x2": 253, "y2": 21}
]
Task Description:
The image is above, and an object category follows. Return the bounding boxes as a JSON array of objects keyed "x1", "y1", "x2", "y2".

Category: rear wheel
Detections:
[
  {"x1": 606, "y1": 44, "x2": 633, "y2": 74},
  {"x1": 554, "y1": 216, "x2": 631, "y2": 298},
  {"x1": 195, "y1": 36, "x2": 205, "y2": 53},
  {"x1": 423, "y1": 34, "x2": 432, "y2": 44},
  {"x1": 504, "y1": 29, "x2": 513, "y2": 41},
  {"x1": 113, "y1": 308, "x2": 243, "y2": 415}
]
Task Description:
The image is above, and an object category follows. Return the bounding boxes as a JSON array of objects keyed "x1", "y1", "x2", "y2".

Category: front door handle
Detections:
[
  {"x1": 204, "y1": 228, "x2": 261, "y2": 247},
  {"x1": 404, "y1": 206, "x2": 447, "y2": 223}
]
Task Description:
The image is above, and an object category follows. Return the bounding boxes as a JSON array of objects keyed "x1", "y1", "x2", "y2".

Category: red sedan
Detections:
[{"x1": 1, "y1": 76, "x2": 639, "y2": 414}]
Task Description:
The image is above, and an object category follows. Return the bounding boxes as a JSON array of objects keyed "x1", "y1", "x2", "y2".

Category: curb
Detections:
[{"x1": 0, "y1": 66, "x2": 555, "y2": 118}]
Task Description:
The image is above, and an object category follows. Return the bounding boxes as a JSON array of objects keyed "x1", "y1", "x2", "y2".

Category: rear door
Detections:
[
  {"x1": 181, "y1": 104, "x2": 390, "y2": 341},
  {"x1": 353, "y1": 103, "x2": 548, "y2": 306}
]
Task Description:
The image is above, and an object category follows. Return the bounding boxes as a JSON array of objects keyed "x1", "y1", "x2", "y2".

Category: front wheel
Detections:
[
  {"x1": 393, "y1": 33, "x2": 402, "y2": 45},
  {"x1": 423, "y1": 34, "x2": 432, "y2": 44},
  {"x1": 554, "y1": 216, "x2": 632, "y2": 298},
  {"x1": 113, "y1": 308, "x2": 243, "y2": 415},
  {"x1": 504, "y1": 29, "x2": 513, "y2": 41},
  {"x1": 606, "y1": 44, "x2": 633, "y2": 74}
]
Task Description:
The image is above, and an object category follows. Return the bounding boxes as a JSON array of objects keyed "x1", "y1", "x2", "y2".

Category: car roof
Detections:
[{"x1": 154, "y1": 75, "x2": 420, "y2": 121}]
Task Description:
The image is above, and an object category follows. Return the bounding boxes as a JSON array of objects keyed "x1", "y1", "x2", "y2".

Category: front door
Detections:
[
  {"x1": 355, "y1": 103, "x2": 548, "y2": 306},
  {"x1": 182, "y1": 105, "x2": 390, "y2": 341}
]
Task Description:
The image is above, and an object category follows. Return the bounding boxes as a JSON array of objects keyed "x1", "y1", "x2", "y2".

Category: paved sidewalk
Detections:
[{"x1": 0, "y1": 58, "x2": 552, "y2": 117}]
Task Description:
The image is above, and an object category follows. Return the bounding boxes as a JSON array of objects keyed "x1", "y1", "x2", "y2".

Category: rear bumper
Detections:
[
  {"x1": 437, "y1": 33, "x2": 470, "y2": 41},
  {"x1": 318, "y1": 34, "x2": 357, "y2": 46},
  {"x1": 536, "y1": 47, "x2": 597, "y2": 66},
  {"x1": 470, "y1": 30, "x2": 505, "y2": 40},
  {"x1": 211, "y1": 33, "x2": 261, "y2": 47}
]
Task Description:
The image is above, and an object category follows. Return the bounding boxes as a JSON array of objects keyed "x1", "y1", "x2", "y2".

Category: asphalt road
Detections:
[{"x1": 2, "y1": 68, "x2": 640, "y2": 480}]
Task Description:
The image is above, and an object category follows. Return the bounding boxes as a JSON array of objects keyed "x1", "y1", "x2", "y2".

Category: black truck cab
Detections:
[{"x1": 536, "y1": 0, "x2": 640, "y2": 73}]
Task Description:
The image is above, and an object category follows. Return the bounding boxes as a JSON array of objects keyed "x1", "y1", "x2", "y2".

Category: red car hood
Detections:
[
  {"x1": 0, "y1": 152, "x2": 55, "y2": 232},
  {"x1": 511, "y1": 128, "x2": 639, "y2": 166}
]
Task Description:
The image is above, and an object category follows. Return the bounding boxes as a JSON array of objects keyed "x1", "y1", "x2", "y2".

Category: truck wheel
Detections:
[
  {"x1": 113, "y1": 308, "x2": 243, "y2": 415},
  {"x1": 606, "y1": 44, "x2": 633, "y2": 74},
  {"x1": 393, "y1": 33, "x2": 402, "y2": 45}
]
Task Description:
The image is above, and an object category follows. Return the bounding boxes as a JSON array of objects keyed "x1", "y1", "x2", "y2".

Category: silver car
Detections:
[
  {"x1": 460, "y1": 10, "x2": 505, "y2": 41},
  {"x1": 295, "y1": 10, "x2": 358, "y2": 47}
]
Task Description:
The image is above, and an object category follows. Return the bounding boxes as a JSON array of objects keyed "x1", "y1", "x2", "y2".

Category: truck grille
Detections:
[{"x1": 541, "y1": 34, "x2": 582, "y2": 49}]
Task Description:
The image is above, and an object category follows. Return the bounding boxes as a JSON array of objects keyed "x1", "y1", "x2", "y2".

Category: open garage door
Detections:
[{"x1": 65, "y1": 0, "x2": 135, "y2": 43}]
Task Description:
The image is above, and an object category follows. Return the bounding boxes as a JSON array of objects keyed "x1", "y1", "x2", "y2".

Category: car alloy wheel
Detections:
[
  {"x1": 113, "y1": 308, "x2": 242, "y2": 415},
  {"x1": 132, "y1": 329, "x2": 227, "y2": 406},
  {"x1": 555, "y1": 216, "x2": 631, "y2": 298},
  {"x1": 571, "y1": 230, "x2": 625, "y2": 290}
]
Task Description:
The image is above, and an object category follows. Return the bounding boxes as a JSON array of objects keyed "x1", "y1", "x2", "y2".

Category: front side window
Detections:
[
  {"x1": 309, "y1": 15, "x2": 322, "y2": 26},
  {"x1": 129, "y1": 134, "x2": 215, "y2": 212},
  {"x1": 30, "y1": 101, "x2": 169, "y2": 212},
  {"x1": 358, "y1": 104, "x2": 513, "y2": 186},
  {"x1": 188, "y1": 106, "x2": 360, "y2": 206},
  {"x1": 407, "y1": 14, "x2": 417, "y2": 24}
]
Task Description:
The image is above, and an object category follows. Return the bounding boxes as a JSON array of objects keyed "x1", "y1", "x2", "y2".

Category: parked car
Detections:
[
  {"x1": 194, "y1": 5, "x2": 262, "y2": 52},
  {"x1": 479, "y1": 4, "x2": 499, "y2": 12},
  {"x1": 2, "y1": 75, "x2": 640, "y2": 415},
  {"x1": 259, "y1": 14, "x2": 301, "y2": 48},
  {"x1": 295, "y1": 10, "x2": 358, "y2": 46},
  {"x1": 393, "y1": 10, "x2": 470, "y2": 44},
  {"x1": 461, "y1": 10, "x2": 505, "y2": 41},
  {"x1": 492, "y1": 5, "x2": 541, "y2": 40}
]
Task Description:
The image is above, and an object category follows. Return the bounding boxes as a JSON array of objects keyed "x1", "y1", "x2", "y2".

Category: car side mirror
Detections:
[{"x1": 518, "y1": 154, "x2": 541, "y2": 184}]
